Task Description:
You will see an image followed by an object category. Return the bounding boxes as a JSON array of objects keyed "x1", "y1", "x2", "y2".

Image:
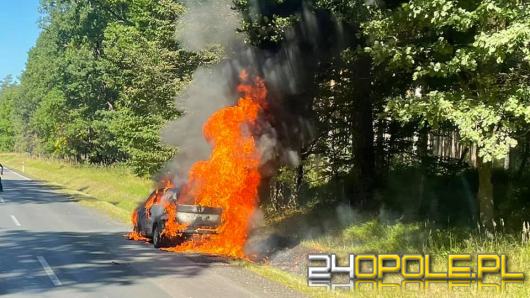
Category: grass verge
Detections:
[
  {"x1": 0, "y1": 152, "x2": 152, "y2": 222},
  {"x1": 272, "y1": 218, "x2": 530, "y2": 297}
]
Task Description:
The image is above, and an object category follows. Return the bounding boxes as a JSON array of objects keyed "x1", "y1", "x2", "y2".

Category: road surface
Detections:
[{"x1": 0, "y1": 167, "x2": 304, "y2": 298}]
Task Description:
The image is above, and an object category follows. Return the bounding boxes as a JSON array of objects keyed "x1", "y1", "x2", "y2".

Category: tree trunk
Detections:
[
  {"x1": 375, "y1": 119, "x2": 386, "y2": 178},
  {"x1": 504, "y1": 150, "x2": 510, "y2": 170},
  {"x1": 417, "y1": 127, "x2": 429, "y2": 216},
  {"x1": 477, "y1": 156, "x2": 494, "y2": 226},
  {"x1": 351, "y1": 54, "x2": 377, "y2": 210},
  {"x1": 516, "y1": 134, "x2": 529, "y2": 179}
]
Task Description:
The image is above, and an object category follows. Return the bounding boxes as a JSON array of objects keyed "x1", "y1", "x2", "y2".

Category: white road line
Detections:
[
  {"x1": 10, "y1": 215, "x2": 21, "y2": 226},
  {"x1": 6, "y1": 167, "x2": 31, "y2": 180},
  {"x1": 37, "y1": 256, "x2": 62, "y2": 286}
]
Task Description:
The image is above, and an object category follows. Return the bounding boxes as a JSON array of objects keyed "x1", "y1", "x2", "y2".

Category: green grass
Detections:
[
  {"x1": 0, "y1": 152, "x2": 152, "y2": 222},
  {"x1": 271, "y1": 219, "x2": 530, "y2": 297}
]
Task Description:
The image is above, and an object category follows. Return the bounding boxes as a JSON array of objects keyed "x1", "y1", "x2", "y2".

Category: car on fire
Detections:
[{"x1": 132, "y1": 187, "x2": 223, "y2": 248}]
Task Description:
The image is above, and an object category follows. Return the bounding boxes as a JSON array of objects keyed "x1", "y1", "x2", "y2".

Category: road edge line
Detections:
[{"x1": 6, "y1": 167, "x2": 31, "y2": 181}]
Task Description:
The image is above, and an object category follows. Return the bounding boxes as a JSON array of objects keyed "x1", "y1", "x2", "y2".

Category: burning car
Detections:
[
  {"x1": 131, "y1": 187, "x2": 223, "y2": 248},
  {"x1": 129, "y1": 71, "x2": 266, "y2": 258}
]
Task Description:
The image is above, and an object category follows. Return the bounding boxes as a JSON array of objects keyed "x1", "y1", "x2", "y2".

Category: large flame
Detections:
[
  {"x1": 130, "y1": 71, "x2": 267, "y2": 258},
  {"x1": 165, "y1": 70, "x2": 266, "y2": 258}
]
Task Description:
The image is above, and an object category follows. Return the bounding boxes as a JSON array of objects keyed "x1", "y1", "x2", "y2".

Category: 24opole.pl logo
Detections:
[{"x1": 307, "y1": 254, "x2": 524, "y2": 292}]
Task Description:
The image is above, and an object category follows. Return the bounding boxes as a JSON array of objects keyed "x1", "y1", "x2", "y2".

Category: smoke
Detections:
[
  {"x1": 176, "y1": 0, "x2": 242, "y2": 51},
  {"x1": 155, "y1": 0, "x2": 367, "y2": 259},
  {"x1": 160, "y1": 65, "x2": 237, "y2": 185},
  {"x1": 161, "y1": 0, "x2": 241, "y2": 185},
  {"x1": 163, "y1": 0, "x2": 351, "y2": 186}
]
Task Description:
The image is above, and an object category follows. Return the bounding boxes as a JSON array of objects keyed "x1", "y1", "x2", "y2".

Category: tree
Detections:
[
  {"x1": 235, "y1": 0, "x2": 390, "y2": 209},
  {"x1": 364, "y1": 0, "x2": 530, "y2": 224},
  {"x1": 0, "y1": 76, "x2": 18, "y2": 151},
  {"x1": 100, "y1": 0, "x2": 218, "y2": 175},
  {"x1": 11, "y1": 0, "x2": 218, "y2": 175}
]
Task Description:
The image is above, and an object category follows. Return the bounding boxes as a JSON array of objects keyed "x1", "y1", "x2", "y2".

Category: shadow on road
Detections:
[
  {"x1": 0, "y1": 229, "x2": 231, "y2": 295},
  {"x1": 0, "y1": 176, "x2": 233, "y2": 295},
  {"x1": 1, "y1": 179, "x2": 85, "y2": 205}
]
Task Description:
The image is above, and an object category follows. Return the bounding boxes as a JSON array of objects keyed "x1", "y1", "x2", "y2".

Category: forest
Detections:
[{"x1": 0, "y1": 0, "x2": 529, "y2": 231}]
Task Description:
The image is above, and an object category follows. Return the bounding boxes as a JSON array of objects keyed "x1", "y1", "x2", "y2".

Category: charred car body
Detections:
[{"x1": 133, "y1": 188, "x2": 223, "y2": 248}]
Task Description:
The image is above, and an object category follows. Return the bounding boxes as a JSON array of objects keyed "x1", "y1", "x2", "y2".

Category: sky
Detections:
[{"x1": 0, "y1": 0, "x2": 41, "y2": 81}]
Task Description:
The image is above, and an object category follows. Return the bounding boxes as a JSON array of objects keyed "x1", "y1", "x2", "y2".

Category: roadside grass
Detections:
[
  {"x1": 0, "y1": 152, "x2": 151, "y2": 222},
  {"x1": 259, "y1": 217, "x2": 530, "y2": 297},
  {"x1": 303, "y1": 218, "x2": 530, "y2": 261}
]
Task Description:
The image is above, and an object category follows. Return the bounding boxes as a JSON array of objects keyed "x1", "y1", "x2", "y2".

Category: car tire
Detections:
[{"x1": 152, "y1": 222, "x2": 166, "y2": 248}]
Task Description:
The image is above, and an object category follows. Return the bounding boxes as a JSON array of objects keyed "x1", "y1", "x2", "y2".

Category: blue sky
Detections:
[{"x1": 0, "y1": 1, "x2": 41, "y2": 81}]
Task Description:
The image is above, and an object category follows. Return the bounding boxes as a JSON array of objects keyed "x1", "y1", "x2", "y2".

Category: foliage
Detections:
[
  {"x1": 0, "y1": 0, "x2": 220, "y2": 176},
  {"x1": 364, "y1": 0, "x2": 530, "y2": 162},
  {"x1": 0, "y1": 77, "x2": 17, "y2": 152}
]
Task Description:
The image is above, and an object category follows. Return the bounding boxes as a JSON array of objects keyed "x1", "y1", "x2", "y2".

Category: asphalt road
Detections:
[{"x1": 0, "y1": 167, "x2": 304, "y2": 298}]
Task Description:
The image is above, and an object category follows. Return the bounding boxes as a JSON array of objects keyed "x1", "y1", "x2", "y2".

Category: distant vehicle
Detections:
[{"x1": 133, "y1": 187, "x2": 223, "y2": 248}]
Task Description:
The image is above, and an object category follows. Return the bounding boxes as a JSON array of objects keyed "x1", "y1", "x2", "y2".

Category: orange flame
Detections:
[
  {"x1": 164, "y1": 70, "x2": 267, "y2": 258},
  {"x1": 128, "y1": 71, "x2": 267, "y2": 258},
  {"x1": 128, "y1": 177, "x2": 175, "y2": 241},
  {"x1": 128, "y1": 208, "x2": 149, "y2": 241}
]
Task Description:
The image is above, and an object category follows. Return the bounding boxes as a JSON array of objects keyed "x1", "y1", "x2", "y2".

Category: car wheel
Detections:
[{"x1": 153, "y1": 223, "x2": 166, "y2": 248}]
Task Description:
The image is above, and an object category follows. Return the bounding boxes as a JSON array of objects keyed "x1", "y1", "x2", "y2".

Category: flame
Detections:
[
  {"x1": 161, "y1": 201, "x2": 189, "y2": 238},
  {"x1": 165, "y1": 71, "x2": 266, "y2": 258},
  {"x1": 129, "y1": 71, "x2": 267, "y2": 259},
  {"x1": 127, "y1": 208, "x2": 149, "y2": 241},
  {"x1": 128, "y1": 178, "x2": 175, "y2": 241}
]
